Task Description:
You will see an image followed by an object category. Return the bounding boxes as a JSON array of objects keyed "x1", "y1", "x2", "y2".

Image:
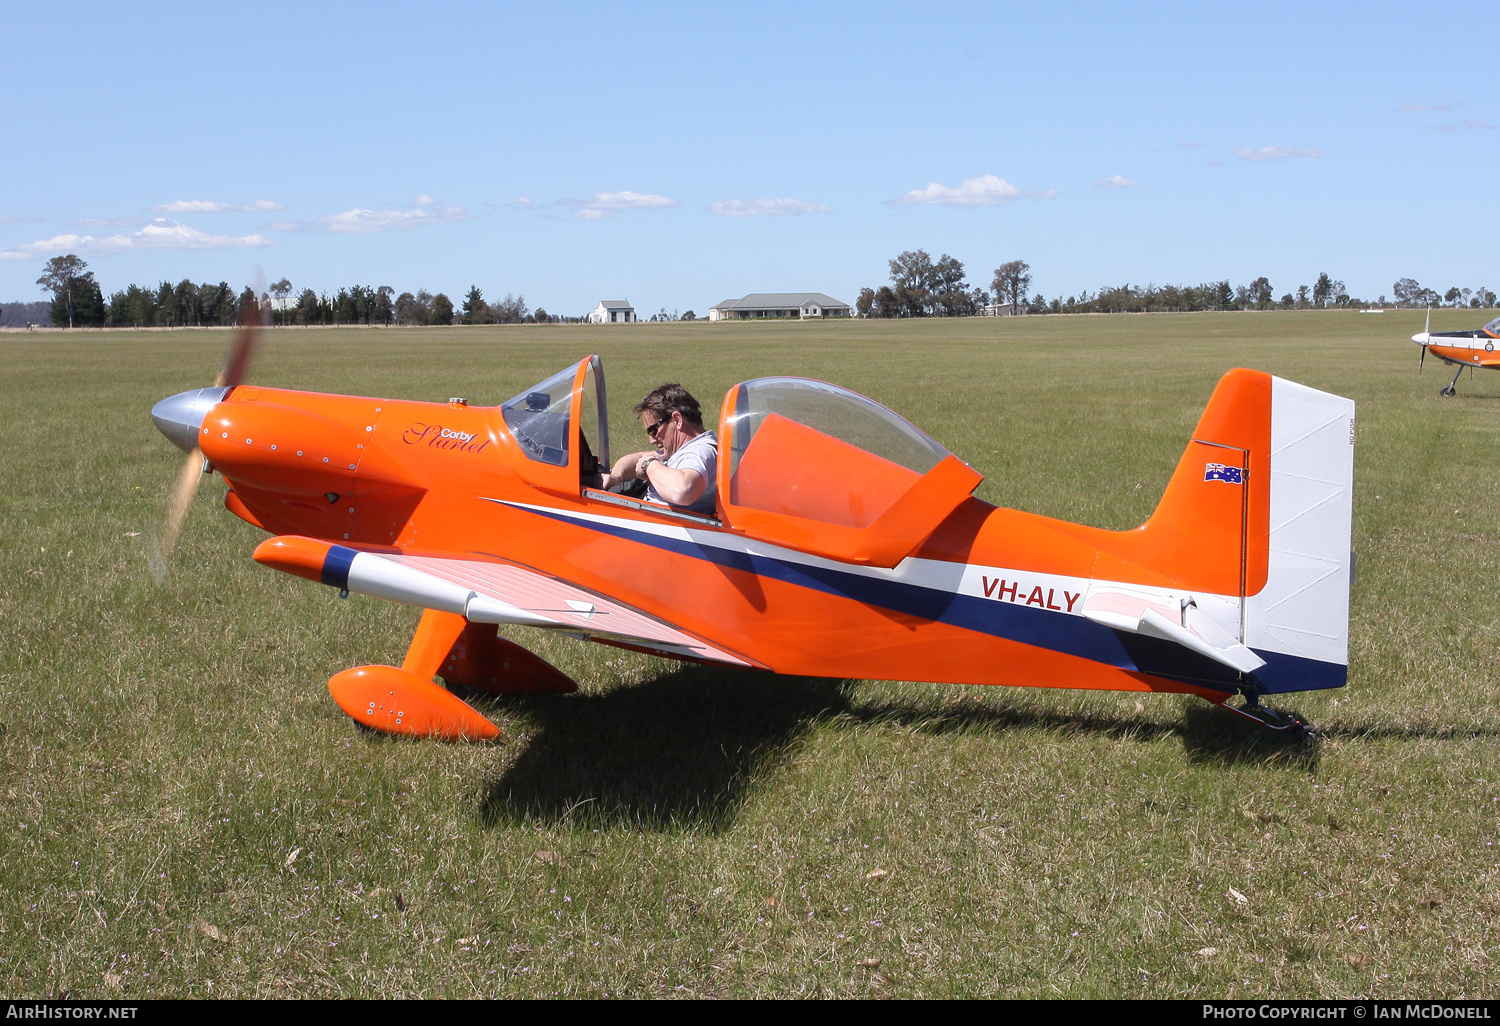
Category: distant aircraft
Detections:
[{"x1": 1412, "y1": 310, "x2": 1500, "y2": 396}]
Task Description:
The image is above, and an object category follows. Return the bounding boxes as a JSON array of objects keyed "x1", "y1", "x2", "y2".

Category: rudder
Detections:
[{"x1": 1244, "y1": 377, "x2": 1356, "y2": 692}]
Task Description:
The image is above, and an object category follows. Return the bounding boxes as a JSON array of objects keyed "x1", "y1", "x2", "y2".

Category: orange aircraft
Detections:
[
  {"x1": 1412, "y1": 310, "x2": 1500, "y2": 396},
  {"x1": 152, "y1": 337, "x2": 1356, "y2": 741}
]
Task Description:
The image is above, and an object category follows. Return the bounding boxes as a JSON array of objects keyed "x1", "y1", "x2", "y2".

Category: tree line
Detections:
[
  {"x1": 1391, "y1": 278, "x2": 1497, "y2": 310},
  {"x1": 22, "y1": 255, "x2": 703, "y2": 329},
  {"x1": 21, "y1": 255, "x2": 569, "y2": 329},
  {"x1": 856, "y1": 250, "x2": 1497, "y2": 317}
]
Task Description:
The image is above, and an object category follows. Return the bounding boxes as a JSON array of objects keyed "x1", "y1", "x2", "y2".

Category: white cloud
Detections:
[
  {"x1": 887, "y1": 174, "x2": 1024, "y2": 207},
  {"x1": 707, "y1": 197, "x2": 831, "y2": 217},
  {"x1": 1402, "y1": 102, "x2": 1453, "y2": 112},
  {"x1": 151, "y1": 199, "x2": 285, "y2": 214},
  {"x1": 1465, "y1": 119, "x2": 1496, "y2": 130},
  {"x1": 516, "y1": 197, "x2": 533, "y2": 206},
  {"x1": 271, "y1": 204, "x2": 470, "y2": 234},
  {"x1": 1176, "y1": 137, "x2": 1203, "y2": 149},
  {"x1": 71, "y1": 217, "x2": 139, "y2": 227},
  {"x1": 0, "y1": 219, "x2": 274, "y2": 261},
  {"x1": 130, "y1": 220, "x2": 273, "y2": 249},
  {"x1": 1232, "y1": 146, "x2": 1323, "y2": 162},
  {"x1": 1096, "y1": 175, "x2": 1141, "y2": 188},
  {"x1": 411, "y1": 194, "x2": 437, "y2": 206},
  {"x1": 562, "y1": 190, "x2": 678, "y2": 220}
]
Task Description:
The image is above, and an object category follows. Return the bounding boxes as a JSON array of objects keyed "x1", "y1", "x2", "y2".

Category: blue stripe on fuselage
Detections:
[{"x1": 506, "y1": 504, "x2": 1136, "y2": 669}]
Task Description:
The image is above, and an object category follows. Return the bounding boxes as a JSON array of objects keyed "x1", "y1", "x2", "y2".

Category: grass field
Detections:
[{"x1": 2, "y1": 311, "x2": 1498, "y2": 998}]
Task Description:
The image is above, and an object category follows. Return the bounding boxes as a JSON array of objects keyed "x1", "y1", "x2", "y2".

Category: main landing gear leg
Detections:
[
  {"x1": 1215, "y1": 692, "x2": 1317, "y2": 738},
  {"x1": 1442, "y1": 365, "x2": 1463, "y2": 397}
]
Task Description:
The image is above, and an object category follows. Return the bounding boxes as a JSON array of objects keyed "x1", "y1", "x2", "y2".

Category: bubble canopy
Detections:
[
  {"x1": 724, "y1": 376, "x2": 951, "y2": 480},
  {"x1": 717, "y1": 377, "x2": 979, "y2": 560}
]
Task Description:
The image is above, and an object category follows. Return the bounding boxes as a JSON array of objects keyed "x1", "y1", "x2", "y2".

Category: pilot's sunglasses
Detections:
[{"x1": 644, "y1": 418, "x2": 664, "y2": 438}]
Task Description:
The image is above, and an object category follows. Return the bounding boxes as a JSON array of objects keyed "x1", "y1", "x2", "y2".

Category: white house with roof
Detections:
[
  {"x1": 707, "y1": 292, "x2": 850, "y2": 321},
  {"x1": 588, "y1": 300, "x2": 636, "y2": 324}
]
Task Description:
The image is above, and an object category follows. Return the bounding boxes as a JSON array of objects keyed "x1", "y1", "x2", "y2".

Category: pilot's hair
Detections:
[{"x1": 634, "y1": 383, "x2": 704, "y2": 428}]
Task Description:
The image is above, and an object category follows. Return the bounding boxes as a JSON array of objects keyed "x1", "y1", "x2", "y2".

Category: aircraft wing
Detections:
[{"x1": 253, "y1": 535, "x2": 756, "y2": 668}]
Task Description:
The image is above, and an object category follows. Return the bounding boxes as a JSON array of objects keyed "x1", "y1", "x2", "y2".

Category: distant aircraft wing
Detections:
[{"x1": 254, "y1": 535, "x2": 757, "y2": 668}]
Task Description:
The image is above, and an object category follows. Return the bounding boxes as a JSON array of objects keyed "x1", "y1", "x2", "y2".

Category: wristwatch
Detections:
[{"x1": 639, "y1": 456, "x2": 659, "y2": 474}]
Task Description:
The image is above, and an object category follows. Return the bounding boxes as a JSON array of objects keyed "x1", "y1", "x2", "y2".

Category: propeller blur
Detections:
[{"x1": 152, "y1": 299, "x2": 262, "y2": 572}]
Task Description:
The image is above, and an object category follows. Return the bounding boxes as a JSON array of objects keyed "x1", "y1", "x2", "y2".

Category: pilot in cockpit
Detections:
[{"x1": 600, "y1": 383, "x2": 718, "y2": 516}]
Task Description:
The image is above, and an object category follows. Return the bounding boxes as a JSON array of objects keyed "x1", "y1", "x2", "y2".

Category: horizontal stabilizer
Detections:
[
  {"x1": 1137, "y1": 609, "x2": 1265, "y2": 674},
  {"x1": 1081, "y1": 588, "x2": 1265, "y2": 675}
]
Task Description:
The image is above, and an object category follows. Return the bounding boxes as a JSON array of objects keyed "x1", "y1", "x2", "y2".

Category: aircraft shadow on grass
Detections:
[
  {"x1": 1177, "y1": 703, "x2": 1321, "y2": 771},
  {"x1": 475, "y1": 666, "x2": 849, "y2": 832},
  {"x1": 473, "y1": 666, "x2": 1324, "y2": 831}
]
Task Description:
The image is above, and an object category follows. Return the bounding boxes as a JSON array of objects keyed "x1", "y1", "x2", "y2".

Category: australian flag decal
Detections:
[{"x1": 1204, "y1": 462, "x2": 1244, "y2": 484}]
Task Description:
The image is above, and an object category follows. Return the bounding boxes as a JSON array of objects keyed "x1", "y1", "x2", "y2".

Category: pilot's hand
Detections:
[{"x1": 636, "y1": 454, "x2": 660, "y2": 476}]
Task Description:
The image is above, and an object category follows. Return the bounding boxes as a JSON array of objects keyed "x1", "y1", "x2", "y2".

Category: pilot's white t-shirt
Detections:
[{"x1": 648, "y1": 430, "x2": 718, "y2": 515}]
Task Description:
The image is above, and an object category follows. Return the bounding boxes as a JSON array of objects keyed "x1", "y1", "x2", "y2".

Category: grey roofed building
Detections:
[
  {"x1": 587, "y1": 299, "x2": 636, "y2": 324},
  {"x1": 707, "y1": 292, "x2": 850, "y2": 321}
]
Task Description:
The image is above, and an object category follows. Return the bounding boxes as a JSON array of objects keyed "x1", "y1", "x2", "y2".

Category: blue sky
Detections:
[{"x1": 4, "y1": 1, "x2": 1496, "y2": 313}]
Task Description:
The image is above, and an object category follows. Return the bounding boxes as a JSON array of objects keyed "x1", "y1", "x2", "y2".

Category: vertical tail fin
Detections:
[{"x1": 1115, "y1": 370, "x2": 1354, "y2": 693}]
